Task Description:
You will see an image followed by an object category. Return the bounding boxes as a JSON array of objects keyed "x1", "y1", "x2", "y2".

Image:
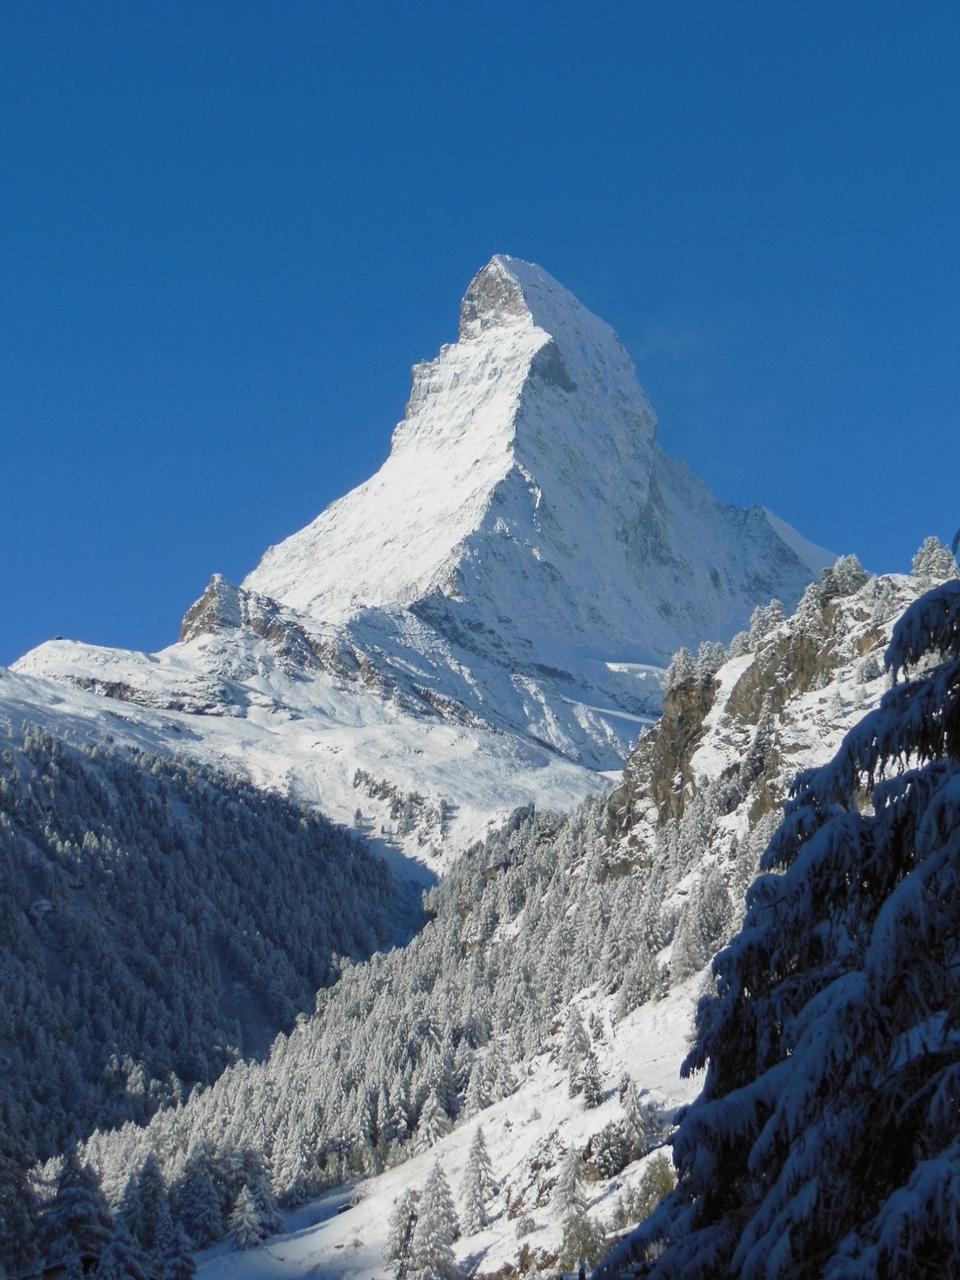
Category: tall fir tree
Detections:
[
  {"x1": 554, "y1": 1146, "x2": 586, "y2": 1218},
  {"x1": 563, "y1": 1004, "x2": 590, "y2": 1097},
  {"x1": 96, "y1": 1224, "x2": 152, "y2": 1280},
  {"x1": 38, "y1": 1150, "x2": 114, "y2": 1271},
  {"x1": 409, "y1": 1163, "x2": 459, "y2": 1280},
  {"x1": 459, "y1": 1126, "x2": 496, "y2": 1235},
  {"x1": 579, "y1": 1048, "x2": 603, "y2": 1109},
  {"x1": 415, "y1": 1090, "x2": 451, "y2": 1153},
  {"x1": 384, "y1": 1188, "x2": 417, "y2": 1277},
  {"x1": 227, "y1": 1184, "x2": 265, "y2": 1251}
]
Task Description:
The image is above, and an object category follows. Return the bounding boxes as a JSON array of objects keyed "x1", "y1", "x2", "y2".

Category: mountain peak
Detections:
[
  {"x1": 458, "y1": 255, "x2": 532, "y2": 338},
  {"x1": 244, "y1": 257, "x2": 827, "y2": 687},
  {"x1": 246, "y1": 256, "x2": 659, "y2": 623},
  {"x1": 458, "y1": 255, "x2": 580, "y2": 339},
  {"x1": 457, "y1": 255, "x2": 631, "y2": 372}
]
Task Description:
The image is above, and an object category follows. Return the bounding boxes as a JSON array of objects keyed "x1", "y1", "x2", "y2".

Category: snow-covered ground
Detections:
[
  {"x1": 0, "y1": 657, "x2": 608, "y2": 876},
  {"x1": 196, "y1": 980, "x2": 704, "y2": 1280}
]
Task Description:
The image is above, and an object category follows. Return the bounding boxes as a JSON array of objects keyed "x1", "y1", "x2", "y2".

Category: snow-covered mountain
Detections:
[
  {"x1": 9, "y1": 256, "x2": 829, "y2": 863},
  {"x1": 67, "y1": 555, "x2": 951, "y2": 1278}
]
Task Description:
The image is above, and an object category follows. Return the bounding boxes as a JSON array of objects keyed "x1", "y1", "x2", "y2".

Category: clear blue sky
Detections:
[{"x1": 3, "y1": 1, "x2": 958, "y2": 665}]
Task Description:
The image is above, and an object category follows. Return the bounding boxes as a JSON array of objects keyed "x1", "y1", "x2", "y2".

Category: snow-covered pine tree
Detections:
[
  {"x1": 554, "y1": 1145, "x2": 586, "y2": 1218},
  {"x1": 37, "y1": 1150, "x2": 115, "y2": 1272},
  {"x1": 486, "y1": 1043, "x2": 518, "y2": 1101},
  {"x1": 472, "y1": 1126, "x2": 498, "y2": 1199},
  {"x1": 696, "y1": 640, "x2": 728, "y2": 683},
  {"x1": 385, "y1": 1188, "x2": 417, "y2": 1275},
  {"x1": 623, "y1": 1084, "x2": 665, "y2": 1160},
  {"x1": 160, "y1": 1216, "x2": 196, "y2": 1280},
  {"x1": 614, "y1": 948, "x2": 661, "y2": 1021},
  {"x1": 93, "y1": 1225, "x2": 152, "y2": 1280},
  {"x1": 664, "y1": 647, "x2": 695, "y2": 692},
  {"x1": 427, "y1": 1160, "x2": 460, "y2": 1243},
  {"x1": 912, "y1": 534, "x2": 957, "y2": 584},
  {"x1": 459, "y1": 1126, "x2": 496, "y2": 1235},
  {"x1": 563, "y1": 1004, "x2": 591, "y2": 1096},
  {"x1": 175, "y1": 1156, "x2": 222, "y2": 1246},
  {"x1": 600, "y1": 577, "x2": 960, "y2": 1279},
  {"x1": 247, "y1": 1158, "x2": 283, "y2": 1236},
  {"x1": 119, "y1": 1151, "x2": 167, "y2": 1254},
  {"x1": 747, "y1": 598, "x2": 783, "y2": 650},
  {"x1": 409, "y1": 1163, "x2": 460, "y2": 1279},
  {"x1": 461, "y1": 1059, "x2": 490, "y2": 1119},
  {"x1": 415, "y1": 1089, "x2": 451, "y2": 1152},
  {"x1": 227, "y1": 1184, "x2": 265, "y2": 1250},
  {"x1": 579, "y1": 1048, "x2": 603, "y2": 1109},
  {"x1": 819, "y1": 552, "x2": 869, "y2": 600}
]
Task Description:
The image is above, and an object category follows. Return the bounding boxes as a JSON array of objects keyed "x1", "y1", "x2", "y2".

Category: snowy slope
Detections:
[
  {"x1": 194, "y1": 982, "x2": 703, "y2": 1280},
  {"x1": 11, "y1": 256, "x2": 829, "y2": 858},
  {"x1": 65, "y1": 561, "x2": 950, "y2": 1280},
  {"x1": 187, "y1": 567, "x2": 937, "y2": 1280},
  {"x1": 2, "y1": 646, "x2": 605, "y2": 874}
]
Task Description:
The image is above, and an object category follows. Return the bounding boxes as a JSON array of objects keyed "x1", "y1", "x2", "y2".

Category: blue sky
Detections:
[{"x1": 3, "y1": 1, "x2": 958, "y2": 665}]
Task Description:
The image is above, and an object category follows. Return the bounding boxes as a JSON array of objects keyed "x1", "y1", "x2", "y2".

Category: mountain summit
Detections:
[
  {"x1": 12, "y1": 256, "x2": 832, "y2": 855},
  {"x1": 245, "y1": 255, "x2": 658, "y2": 623},
  {"x1": 247, "y1": 254, "x2": 829, "y2": 669}
]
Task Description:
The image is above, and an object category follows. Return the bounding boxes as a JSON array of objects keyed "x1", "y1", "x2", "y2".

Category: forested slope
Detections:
[
  {"x1": 600, "y1": 572, "x2": 960, "y2": 1279},
  {"x1": 0, "y1": 725, "x2": 415, "y2": 1161}
]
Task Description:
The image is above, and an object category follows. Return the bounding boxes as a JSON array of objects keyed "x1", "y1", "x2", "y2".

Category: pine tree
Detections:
[
  {"x1": 97, "y1": 1223, "x2": 152, "y2": 1280},
  {"x1": 820, "y1": 552, "x2": 869, "y2": 600},
  {"x1": 384, "y1": 1188, "x2": 417, "y2": 1275},
  {"x1": 744, "y1": 599, "x2": 781, "y2": 649},
  {"x1": 0, "y1": 1141, "x2": 38, "y2": 1277},
  {"x1": 563, "y1": 1004, "x2": 590, "y2": 1096},
  {"x1": 579, "y1": 1048, "x2": 603, "y2": 1108},
  {"x1": 911, "y1": 534, "x2": 957, "y2": 583},
  {"x1": 558, "y1": 1210, "x2": 606, "y2": 1269},
  {"x1": 160, "y1": 1217, "x2": 196, "y2": 1280},
  {"x1": 695, "y1": 641, "x2": 727, "y2": 683},
  {"x1": 38, "y1": 1150, "x2": 114, "y2": 1271},
  {"x1": 614, "y1": 947, "x2": 660, "y2": 1020},
  {"x1": 227, "y1": 1184, "x2": 265, "y2": 1250},
  {"x1": 461, "y1": 1059, "x2": 490, "y2": 1119},
  {"x1": 415, "y1": 1089, "x2": 451, "y2": 1152},
  {"x1": 554, "y1": 1146, "x2": 586, "y2": 1218},
  {"x1": 120, "y1": 1153, "x2": 166, "y2": 1254},
  {"x1": 600, "y1": 579, "x2": 960, "y2": 1279},
  {"x1": 247, "y1": 1159, "x2": 282, "y2": 1236},
  {"x1": 176, "y1": 1160, "x2": 222, "y2": 1246},
  {"x1": 665, "y1": 647, "x2": 696, "y2": 691},
  {"x1": 459, "y1": 1126, "x2": 495, "y2": 1235},
  {"x1": 623, "y1": 1083, "x2": 664, "y2": 1159},
  {"x1": 410, "y1": 1163, "x2": 459, "y2": 1279},
  {"x1": 486, "y1": 1043, "x2": 517, "y2": 1101}
]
